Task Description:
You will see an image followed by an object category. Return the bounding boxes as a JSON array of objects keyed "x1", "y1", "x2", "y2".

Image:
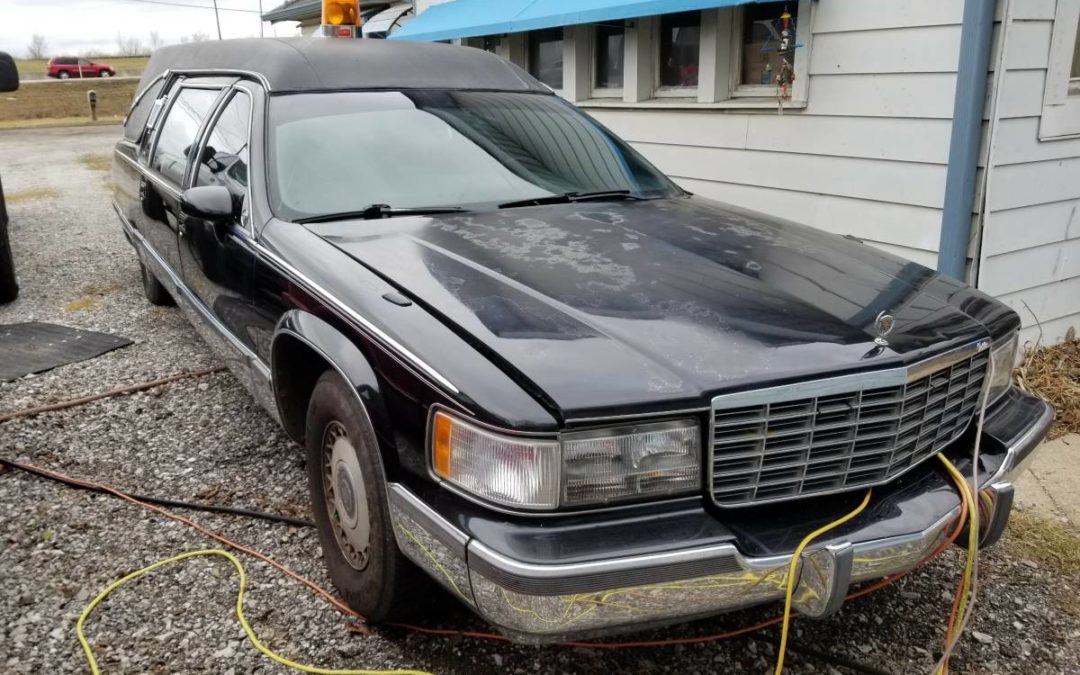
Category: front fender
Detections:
[{"x1": 271, "y1": 309, "x2": 392, "y2": 454}]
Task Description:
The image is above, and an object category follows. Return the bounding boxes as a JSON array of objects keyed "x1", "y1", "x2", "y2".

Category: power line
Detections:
[{"x1": 119, "y1": 0, "x2": 262, "y2": 13}]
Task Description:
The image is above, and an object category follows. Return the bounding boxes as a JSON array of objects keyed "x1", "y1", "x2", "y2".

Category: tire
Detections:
[
  {"x1": 100, "y1": 70, "x2": 112, "y2": 78},
  {"x1": 58, "y1": 70, "x2": 70, "y2": 79},
  {"x1": 139, "y1": 262, "x2": 173, "y2": 306},
  {"x1": 0, "y1": 200, "x2": 17, "y2": 304},
  {"x1": 304, "y1": 370, "x2": 427, "y2": 622}
]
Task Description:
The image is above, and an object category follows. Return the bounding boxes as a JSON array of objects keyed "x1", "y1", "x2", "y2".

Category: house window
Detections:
[
  {"x1": 595, "y1": 23, "x2": 625, "y2": 90},
  {"x1": 1041, "y1": 0, "x2": 1080, "y2": 138},
  {"x1": 529, "y1": 28, "x2": 564, "y2": 89},
  {"x1": 658, "y1": 12, "x2": 700, "y2": 89},
  {"x1": 739, "y1": 3, "x2": 798, "y2": 88}
]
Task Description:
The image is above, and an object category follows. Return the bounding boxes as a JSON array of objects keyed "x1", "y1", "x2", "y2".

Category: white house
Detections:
[{"x1": 393, "y1": 0, "x2": 1080, "y2": 348}]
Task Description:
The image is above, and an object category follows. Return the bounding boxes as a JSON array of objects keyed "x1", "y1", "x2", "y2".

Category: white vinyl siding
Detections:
[
  {"x1": 978, "y1": 0, "x2": 1080, "y2": 346},
  {"x1": 584, "y1": 1, "x2": 965, "y2": 269}
]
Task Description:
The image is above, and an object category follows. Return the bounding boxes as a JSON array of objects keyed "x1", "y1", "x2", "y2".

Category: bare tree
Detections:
[
  {"x1": 180, "y1": 31, "x2": 211, "y2": 44},
  {"x1": 148, "y1": 30, "x2": 163, "y2": 51},
  {"x1": 26, "y1": 34, "x2": 48, "y2": 59},
  {"x1": 116, "y1": 32, "x2": 145, "y2": 57}
]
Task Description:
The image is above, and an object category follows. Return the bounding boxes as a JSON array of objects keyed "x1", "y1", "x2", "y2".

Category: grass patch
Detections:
[
  {"x1": 5, "y1": 187, "x2": 59, "y2": 204},
  {"x1": 79, "y1": 153, "x2": 112, "y2": 173},
  {"x1": 0, "y1": 78, "x2": 137, "y2": 125},
  {"x1": 1016, "y1": 334, "x2": 1080, "y2": 439},
  {"x1": 1006, "y1": 509, "x2": 1080, "y2": 578},
  {"x1": 63, "y1": 295, "x2": 103, "y2": 312}
]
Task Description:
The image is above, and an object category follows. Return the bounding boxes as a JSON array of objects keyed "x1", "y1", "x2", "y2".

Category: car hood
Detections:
[{"x1": 307, "y1": 197, "x2": 991, "y2": 420}]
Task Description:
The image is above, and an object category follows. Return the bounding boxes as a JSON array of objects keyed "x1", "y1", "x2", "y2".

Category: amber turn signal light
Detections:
[
  {"x1": 432, "y1": 412, "x2": 454, "y2": 478},
  {"x1": 322, "y1": 0, "x2": 359, "y2": 26}
]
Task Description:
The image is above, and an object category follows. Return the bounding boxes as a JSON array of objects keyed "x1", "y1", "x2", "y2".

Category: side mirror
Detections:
[
  {"x1": 0, "y1": 52, "x2": 19, "y2": 93},
  {"x1": 180, "y1": 185, "x2": 234, "y2": 221}
]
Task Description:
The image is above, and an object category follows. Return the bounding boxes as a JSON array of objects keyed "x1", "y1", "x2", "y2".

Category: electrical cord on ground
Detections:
[
  {"x1": 8, "y1": 452, "x2": 973, "y2": 675},
  {"x1": 77, "y1": 548, "x2": 434, "y2": 675},
  {"x1": 0, "y1": 371, "x2": 983, "y2": 673},
  {"x1": 0, "y1": 457, "x2": 314, "y2": 528},
  {"x1": 0, "y1": 366, "x2": 227, "y2": 424}
]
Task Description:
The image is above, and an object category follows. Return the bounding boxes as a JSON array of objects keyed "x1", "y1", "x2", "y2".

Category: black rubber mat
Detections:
[{"x1": 0, "y1": 322, "x2": 132, "y2": 382}]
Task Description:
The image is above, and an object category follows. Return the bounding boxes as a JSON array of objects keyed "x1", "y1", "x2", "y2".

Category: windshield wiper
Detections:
[
  {"x1": 498, "y1": 190, "x2": 643, "y2": 209},
  {"x1": 295, "y1": 204, "x2": 466, "y2": 224}
]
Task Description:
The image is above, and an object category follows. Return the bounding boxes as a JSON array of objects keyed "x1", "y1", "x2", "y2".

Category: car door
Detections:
[
  {"x1": 179, "y1": 84, "x2": 259, "y2": 354},
  {"x1": 138, "y1": 83, "x2": 223, "y2": 279}
]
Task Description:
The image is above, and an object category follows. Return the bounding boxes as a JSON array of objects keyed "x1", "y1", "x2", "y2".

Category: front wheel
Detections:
[
  {"x1": 100, "y1": 71, "x2": 112, "y2": 78},
  {"x1": 304, "y1": 370, "x2": 427, "y2": 622},
  {"x1": 139, "y1": 261, "x2": 173, "y2": 306}
]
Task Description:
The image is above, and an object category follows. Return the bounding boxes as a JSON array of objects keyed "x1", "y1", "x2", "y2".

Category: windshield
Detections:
[{"x1": 267, "y1": 90, "x2": 683, "y2": 221}]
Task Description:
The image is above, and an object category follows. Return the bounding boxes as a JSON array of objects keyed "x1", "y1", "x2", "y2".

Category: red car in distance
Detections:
[{"x1": 47, "y1": 56, "x2": 115, "y2": 79}]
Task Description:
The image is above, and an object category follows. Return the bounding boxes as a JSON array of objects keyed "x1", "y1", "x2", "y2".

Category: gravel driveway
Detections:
[{"x1": 1, "y1": 125, "x2": 1078, "y2": 675}]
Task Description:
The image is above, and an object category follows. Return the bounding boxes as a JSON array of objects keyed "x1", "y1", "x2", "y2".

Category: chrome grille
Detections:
[{"x1": 709, "y1": 347, "x2": 989, "y2": 506}]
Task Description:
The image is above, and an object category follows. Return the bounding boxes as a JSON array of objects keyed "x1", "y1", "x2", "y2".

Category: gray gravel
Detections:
[{"x1": 2, "y1": 125, "x2": 1079, "y2": 675}]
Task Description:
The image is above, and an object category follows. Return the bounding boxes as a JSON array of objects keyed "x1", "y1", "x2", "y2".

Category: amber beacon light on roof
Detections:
[{"x1": 320, "y1": 0, "x2": 360, "y2": 38}]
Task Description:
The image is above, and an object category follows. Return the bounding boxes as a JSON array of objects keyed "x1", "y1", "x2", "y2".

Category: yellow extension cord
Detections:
[
  {"x1": 934, "y1": 453, "x2": 980, "y2": 675},
  {"x1": 76, "y1": 548, "x2": 434, "y2": 675},
  {"x1": 77, "y1": 453, "x2": 980, "y2": 675},
  {"x1": 773, "y1": 489, "x2": 873, "y2": 675}
]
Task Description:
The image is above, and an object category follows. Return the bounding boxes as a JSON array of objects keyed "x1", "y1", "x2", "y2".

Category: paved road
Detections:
[{"x1": 1, "y1": 125, "x2": 1078, "y2": 674}]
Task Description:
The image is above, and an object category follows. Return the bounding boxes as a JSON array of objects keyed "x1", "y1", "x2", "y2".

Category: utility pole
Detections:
[
  {"x1": 212, "y1": 0, "x2": 223, "y2": 39},
  {"x1": 259, "y1": 0, "x2": 264, "y2": 37}
]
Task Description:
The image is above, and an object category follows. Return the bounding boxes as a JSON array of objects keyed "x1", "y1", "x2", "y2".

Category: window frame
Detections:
[
  {"x1": 146, "y1": 81, "x2": 227, "y2": 189},
  {"x1": 526, "y1": 26, "x2": 565, "y2": 93},
  {"x1": 1040, "y1": 0, "x2": 1080, "y2": 140},
  {"x1": 191, "y1": 85, "x2": 257, "y2": 236},
  {"x1": 729, "y1": 1, "x2": 811, "y2": 101},
  {"x1": 591, "y1": 22, "x2": 626, "y2": 99},
  {"x1": 653, "y1": 11, "x2": 702, "y2": 98}
]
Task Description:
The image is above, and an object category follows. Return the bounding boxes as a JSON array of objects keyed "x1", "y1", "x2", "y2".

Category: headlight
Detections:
[
  {"x1": 561, "y1": 421, "x2": 700, "y2": 506},
  {"x1": 431, "y1": 413, "x2": 700, "y2": 510},
  {"x1": 984, "y1": 332, "x2": 1019, "y2": 406}
]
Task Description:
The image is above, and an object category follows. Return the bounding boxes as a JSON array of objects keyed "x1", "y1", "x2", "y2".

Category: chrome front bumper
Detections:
[{"x1": 388, "y1": 398, "x2": 1053, "y2": 643}]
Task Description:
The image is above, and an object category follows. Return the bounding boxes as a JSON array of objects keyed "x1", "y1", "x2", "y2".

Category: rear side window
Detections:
[
  {"x1": 123, "y1": 78, "x2": 166, "y2": 142},
  {"x1": 151, "y1": 88, "x2": 220, "y2": 186}
]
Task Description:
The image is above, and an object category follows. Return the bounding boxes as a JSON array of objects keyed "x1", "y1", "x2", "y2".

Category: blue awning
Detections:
[{"x1": 390, "y1": 0, "x2": 781, "y2": 42}]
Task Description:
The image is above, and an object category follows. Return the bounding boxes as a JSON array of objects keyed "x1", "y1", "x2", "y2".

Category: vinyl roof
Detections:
[{"x1": 138, "y1": 38, "x2": 546, "y2": 94}]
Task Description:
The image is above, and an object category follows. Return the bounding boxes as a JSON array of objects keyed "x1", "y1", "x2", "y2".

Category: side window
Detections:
[
  {"x1": 150, "y1": 88, "x2": 220, "y2": 186},
  {"x1": 194, "y1": 91, "x2": 251, "y2": 207},
  {"x1": 123, "y1": 78, "x2": 166, "y2": 142}
]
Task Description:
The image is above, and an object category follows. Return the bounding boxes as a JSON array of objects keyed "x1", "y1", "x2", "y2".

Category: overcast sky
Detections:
[{"x1": 0, "y1": 0, "x2": 301, "y2": 57}]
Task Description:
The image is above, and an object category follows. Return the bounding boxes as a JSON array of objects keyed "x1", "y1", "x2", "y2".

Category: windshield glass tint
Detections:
[{"x1": 267, "y1": 91, "x2": 681, "y2": 221}]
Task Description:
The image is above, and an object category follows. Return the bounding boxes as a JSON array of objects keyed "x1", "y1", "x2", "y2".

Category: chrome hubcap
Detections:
[{"x1": 322, "y1": 421, "x2": 370, "y2": 570}]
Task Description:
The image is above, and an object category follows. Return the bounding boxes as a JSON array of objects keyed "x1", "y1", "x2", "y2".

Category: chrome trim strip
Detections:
[
  {"x1": 387, "y1": 483, "x2": 469, "y2": 554},
  {"x1": 468, "y1": 538, "x2": 741, "y2": 582},
  {"x1": 252, "y1": 241, "x2": 460, "y2": 394},
  {"x1": 117, "y1": 206, "x2": 267, "y2": 377},
  {"x1": 113, "y1": 149, "x2": 181, "y2": 199},
  {"x1": 709, "y1": 338, "x2": 989, "y2": 410},
  {"x1": 171, "y1": 68, "x2": 272, "y2": 91},
  {"x1": 994, "y1": 400, "x2": 1054, "y2": 482}
]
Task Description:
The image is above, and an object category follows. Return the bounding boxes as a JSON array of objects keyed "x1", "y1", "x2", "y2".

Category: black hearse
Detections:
[{"x1": 112, "y1": 38, "x2": 1052, "y2": 641}]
